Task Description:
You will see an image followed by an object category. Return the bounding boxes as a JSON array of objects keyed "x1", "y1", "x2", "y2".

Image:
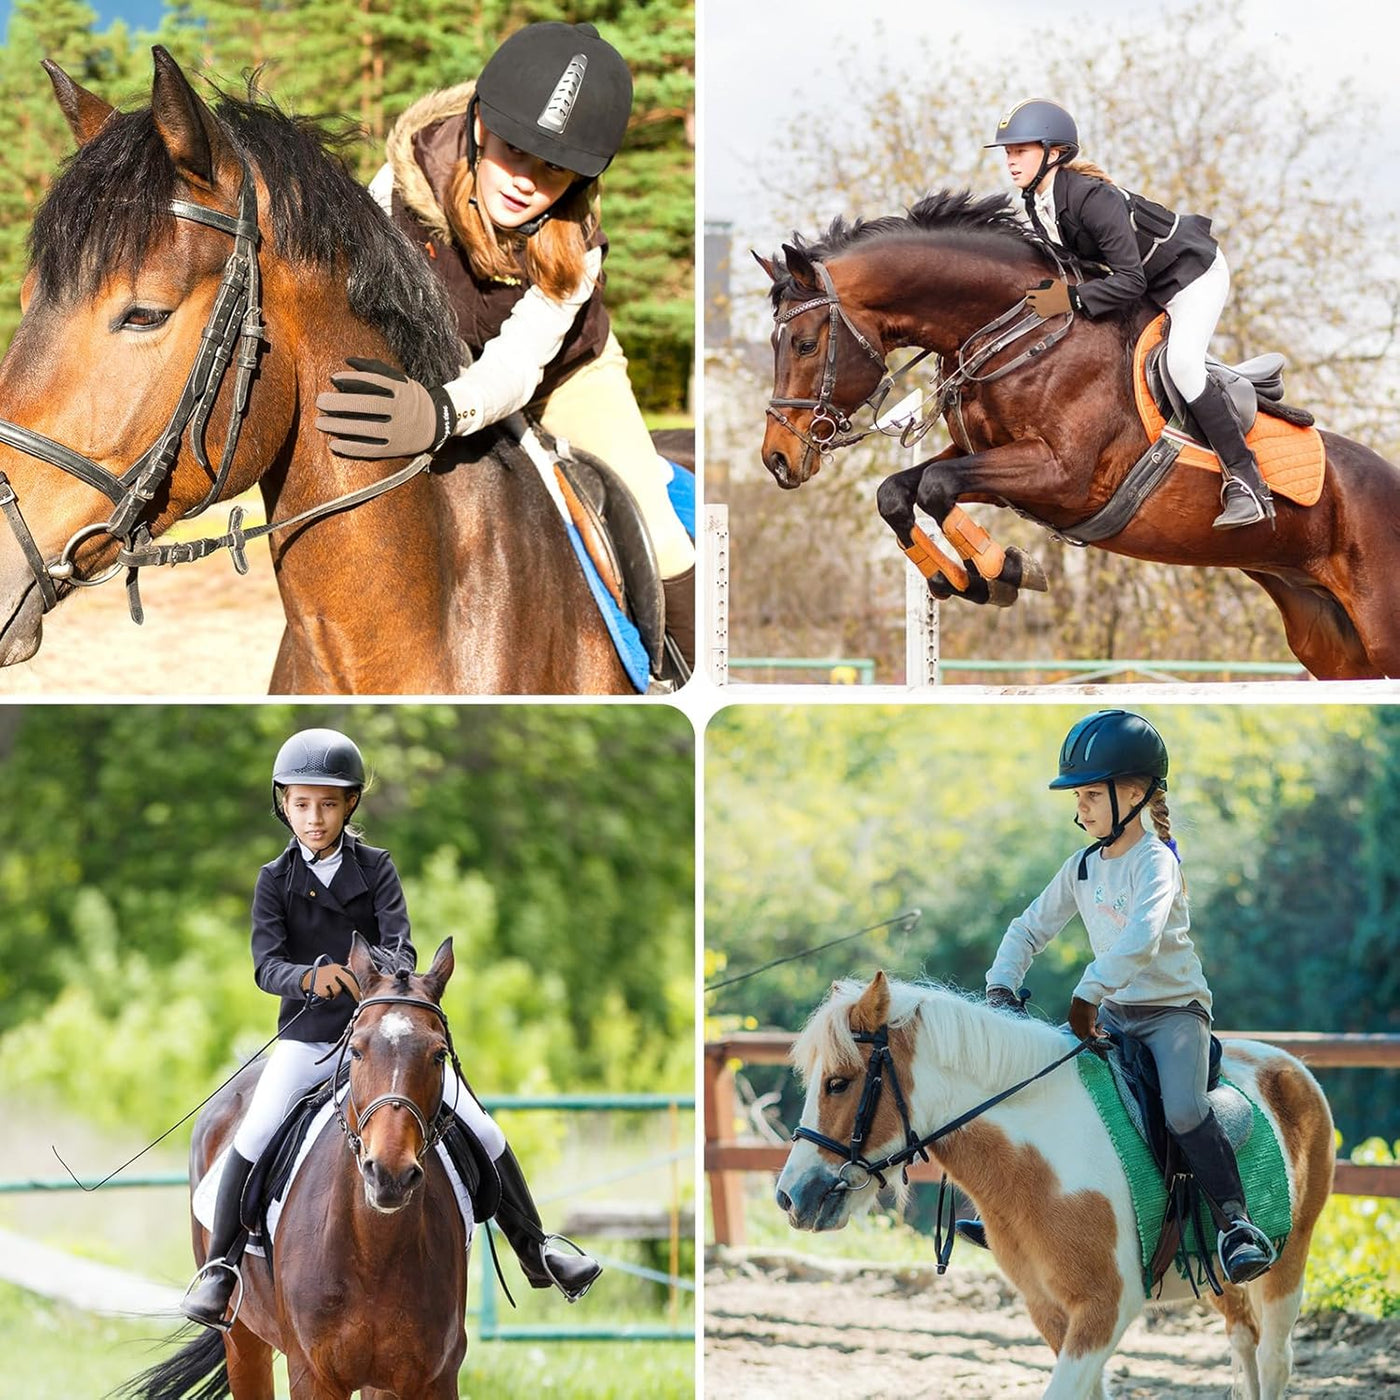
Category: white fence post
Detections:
[
  {"x1": 905, "y1": 560, "x2": 939, "y2": 687},
  {"x1": 705, "y1": 504, "x2": 730, "y2": 686}
]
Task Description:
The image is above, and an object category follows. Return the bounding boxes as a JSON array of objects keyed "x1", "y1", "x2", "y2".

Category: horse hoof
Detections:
[
  {"x1": 926, "y1": 574, "x2": 954, "y2": 601},
  {"x1": 1005, "y1": 547, "x2": 1048, "y2": 592},
  {"x1": 986, "y1": 579, "x2": 1019, "y2": 608}
]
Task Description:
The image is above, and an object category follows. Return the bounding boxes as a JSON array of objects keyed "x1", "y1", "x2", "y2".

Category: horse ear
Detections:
[
  {"x1": 149, "y1": 45, "x2": 236, "y2": 192},
  {"x1": 781, "y1": 242, "x2": 818, "y2": 290},
  {"x1": 42, "y1": 60, "x2": 116, "y2": 146},
  {"x1": 752, "y1": 251, "x2": 778, "y2": 282},
  {"x1": 346, "y1": 931, "x2": 377, "y2": 990},
  {"x1": 851, "y1": 970, "x2": 890, "y2": 1032},
  {"x1": 419, "y1": 937, "x2": 455, "y2": 1003}
]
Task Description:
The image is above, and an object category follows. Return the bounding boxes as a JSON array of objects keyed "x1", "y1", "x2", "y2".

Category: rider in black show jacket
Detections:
[
  {"x1": 1043, "y1": 168, "x2": 1218, "y2": 320},
  {"x1": 251, "y1": 832, "x2": 416, "y2": 1043}
]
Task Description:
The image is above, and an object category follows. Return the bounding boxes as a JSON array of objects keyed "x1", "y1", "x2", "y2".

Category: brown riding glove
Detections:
[
  {"x1": 1068, "y1": 995, "x2": 1103, "y2": 1041},
  {"x1": 315, "y1": 358, "x2": 457, "y2": 459},
  {"x1": 1026, "y1": 279, "x2": 1074, "y2": 318},
  {"x1": 302, "y1": 962, "x2": 362, "y2": 1002}
]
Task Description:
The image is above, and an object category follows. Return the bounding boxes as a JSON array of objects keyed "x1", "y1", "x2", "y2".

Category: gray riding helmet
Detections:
[
  {"x1": 271, "y1": 727, "x2": 365, "y2": 825},
  {"x1": 986, "y1": 99, "x2": 1080, "y2": 192},
  {"x1": 475, "y1": 22, "x2": 634, "y2": 180}
]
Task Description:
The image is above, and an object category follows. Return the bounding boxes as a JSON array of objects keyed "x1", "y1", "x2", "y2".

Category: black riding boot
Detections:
[
  {"x1": 1174, "y1": 1112, "x2": 1276, "y2": 1284},
  {"x1": 954, "y1": 1218, "x2": 991, "y2": 1250},
  {"x1": 494, "y1": 1144, "x2": 602, "y2": 1301},
  {"x1": 1186, "y1": 380, "x2": 1276, "y2": 530},
  {"x1": 661, "y1": 565, "x2": 695, "y2": 681},
  {"x1": 182, "y1": 1148, "x2": 254, "y2": 1330}
]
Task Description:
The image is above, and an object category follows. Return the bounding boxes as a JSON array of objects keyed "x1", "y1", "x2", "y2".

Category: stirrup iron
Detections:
[
  {"x1": 541, "y1": 1232, "x2": 598, "y2": 1303},
  {"x1": 182, "y1": 1258, "x2": 245, "y2": 1333}
]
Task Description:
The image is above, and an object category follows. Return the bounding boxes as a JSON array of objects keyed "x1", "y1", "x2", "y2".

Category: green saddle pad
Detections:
[{"x1": 1077, "y1": 1052, "x2": 1292, "y2": 1294}]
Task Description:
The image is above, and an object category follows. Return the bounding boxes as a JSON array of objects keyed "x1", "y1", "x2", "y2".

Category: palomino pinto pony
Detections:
[
  {"x1": 0, "y1": 49, "x2": 632, "y2": 693},
  {"x1": 777, "y1": 973, "x2": 1334, "y2": 1400},
  {"x1": 757, "y1": 191, "x2": 1400, "y2": 679},
  {"x1": 122, "y1": 936, "x2": 469, "y2": 1400}
]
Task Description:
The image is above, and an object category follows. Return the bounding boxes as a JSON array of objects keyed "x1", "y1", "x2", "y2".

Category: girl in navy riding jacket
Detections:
[{"x1": 181, "y1": 727, "x2": 600, "y2": 1331}]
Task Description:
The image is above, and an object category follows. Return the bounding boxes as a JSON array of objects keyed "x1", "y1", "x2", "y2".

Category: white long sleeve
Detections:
[
  {"x1": 985, "y1": 849, "x2": 1081, "y2": 992},
  {"x1": 440, "y1": 244, "x2": 603, "y2": 430}
]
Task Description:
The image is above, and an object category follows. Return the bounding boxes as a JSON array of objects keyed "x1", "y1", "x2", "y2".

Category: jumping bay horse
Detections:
[
  {"x1": 0, "y1": 48, "x2": 633, "y2": 693},
  {"x1": 776, "y1": 972, "x2": 1334, "y2": 1400},
  {"x1": 757, "y1": 191, "x2": 1400, "y2": 679},
  {"x1": 122, "y1": 935, "x2": 469, "y2": 1400}
]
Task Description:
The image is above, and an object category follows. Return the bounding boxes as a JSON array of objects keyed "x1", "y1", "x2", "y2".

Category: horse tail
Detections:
[
  {"x1": 1260, "y1": 399, "x2": 1317, "y2": 428},
  {"x1": 111, "y1": 1325, "x2": 228, "y2": 1400}
]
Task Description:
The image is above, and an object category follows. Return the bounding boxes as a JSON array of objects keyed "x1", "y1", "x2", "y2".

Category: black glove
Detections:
[
  {"x1": 1026, "y1": 279, "x2": 1074, "y2": 318},
  {"x1": 315, "y1": 357, "x2": 457, "y2": 459},
  {"x1": 986, "y1": 985, "x2": 1028, "y2": 1015}
]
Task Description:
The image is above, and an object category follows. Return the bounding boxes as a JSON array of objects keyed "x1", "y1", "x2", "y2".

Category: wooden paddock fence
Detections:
[{"x1": 704, "y1": 1030, "x2": 1400, "y2": 1246}]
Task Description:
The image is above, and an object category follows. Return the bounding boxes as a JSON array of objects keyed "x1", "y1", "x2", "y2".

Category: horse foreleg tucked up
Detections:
[{"x1": 877, "y1": 439, "x2": 1053, "y2": 606}]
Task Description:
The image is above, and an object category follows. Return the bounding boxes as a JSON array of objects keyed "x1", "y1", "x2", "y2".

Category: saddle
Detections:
[
  {"x1": 553, "y1": 445, "x2": 668, "y2": 677},
  {"x1": 239, "y1": 1065, "x2": 501, "y2": 1270},
  {"x1": 1143, "y1": 337, "x2": 1295, "y2": 439}
]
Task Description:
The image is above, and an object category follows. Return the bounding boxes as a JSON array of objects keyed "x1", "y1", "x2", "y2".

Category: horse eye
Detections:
[
  {"x1": 117, "y1": 307, "x2": 171, "y2": 331},
  {"x1": 433, "y1": 1049, "x2": 448, "y2": 1065},
  {"x1": 349, "y1": 1046, "x2": 363, "y2": 1061},
  {"x1": 824, "y1": 1076, "x2": 850, "y2": 1095},
  {"x1": 796, "y1": 338, "x2": 818, "y2": 356}
]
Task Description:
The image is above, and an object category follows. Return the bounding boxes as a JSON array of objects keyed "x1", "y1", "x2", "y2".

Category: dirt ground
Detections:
[
  {"x1": 0, "y1": 524, "x2": 284, "y2": 696},
  {"x1": 704, "y1": 1249, "x2": 1400, "y2": 1399}
]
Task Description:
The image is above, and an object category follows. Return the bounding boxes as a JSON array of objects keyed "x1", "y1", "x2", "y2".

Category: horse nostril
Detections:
[
  {"x1": 401, "y1": 1163, "x2": 424, "y2": 1194},
  {"x1": 775, "y1": 1187, "x2": 792, "y2": 1212}
]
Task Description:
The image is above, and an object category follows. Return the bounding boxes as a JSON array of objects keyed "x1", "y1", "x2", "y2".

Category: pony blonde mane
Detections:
[{"x1": 792, "y1": 976, "x2": 1071, "y2": 1093}]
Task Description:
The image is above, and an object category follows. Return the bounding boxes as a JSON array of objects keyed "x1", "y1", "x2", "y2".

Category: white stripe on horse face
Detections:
[{"x1": 378, "y1": 1011, "x2": 415, "y2": 1045}]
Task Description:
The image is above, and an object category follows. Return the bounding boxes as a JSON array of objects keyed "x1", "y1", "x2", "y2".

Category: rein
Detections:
[
  {"x1": 0, "y1": 145, "x2": 433, "y2": 625},
  {"x1": 793, "y1": 1022, "x2": 1091, "y2": 1192}
]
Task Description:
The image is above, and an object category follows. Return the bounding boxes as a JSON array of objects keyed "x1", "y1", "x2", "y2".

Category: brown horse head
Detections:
[
  {"x1": 0, "y1": 46, "x2": 462, "y2": 672},
  {"x1": 756, "y1": 243, "x2": 890, "y2": 488},
  {"x1": 340, "y1": 933, "x2": 457, "y2": 1214}
]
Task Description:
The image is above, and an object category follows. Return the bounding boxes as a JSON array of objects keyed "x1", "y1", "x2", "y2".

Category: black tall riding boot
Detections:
[
  {"x1": 182, "y1": 1148, "x2": 254, "y2": 1330},
  {"x1": 661, "y1": 565, "x2": 695, "y2": 681},
  {"x1": 494, "y1": 1144, "x2": 602, "y2": 1301},
  {"x1": 1186, "y1": 380, "x2": 1276, "y2": 529},
  {"x1": 1174, "y1": 1112, "x2": 1276, "y2": 1284}
]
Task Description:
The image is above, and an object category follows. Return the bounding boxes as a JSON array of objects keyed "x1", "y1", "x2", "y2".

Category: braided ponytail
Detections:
[{"x1": 1144, "y1": 785, "x2": 1188, "y2": 893}]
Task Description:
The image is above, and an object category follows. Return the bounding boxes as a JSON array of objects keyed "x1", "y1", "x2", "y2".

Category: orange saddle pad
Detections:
[{"x1": 1132, "y1": 314, "x2": 1325, "y2": 506}]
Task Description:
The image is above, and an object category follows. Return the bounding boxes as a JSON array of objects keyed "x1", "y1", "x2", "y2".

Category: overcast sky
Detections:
[{"x1": 702, "y1": 0, "x2": 1400, "y2": 242}]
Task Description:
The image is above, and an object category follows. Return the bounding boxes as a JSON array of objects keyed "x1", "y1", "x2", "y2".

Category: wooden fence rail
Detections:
[{"x1": 704, "y1": 1031, "x2": 1400, "y2": 1246}]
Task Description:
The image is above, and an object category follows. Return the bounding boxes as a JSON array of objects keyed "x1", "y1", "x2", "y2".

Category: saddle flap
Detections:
[
  {"x1": 1145, "y1": 340, "x2": 1258, "y2": 436},
  {"x1": 555, "y1": 461, "x2": 626, "y2": 609},
  {"x1": 556, "y1": 448, "x2": 666, "y2": 674}
]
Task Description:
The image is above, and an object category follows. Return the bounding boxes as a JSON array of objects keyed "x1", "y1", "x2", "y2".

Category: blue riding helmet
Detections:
[{"x1": 1050, "y1": 710, "x2": 1168, "y2": 790}]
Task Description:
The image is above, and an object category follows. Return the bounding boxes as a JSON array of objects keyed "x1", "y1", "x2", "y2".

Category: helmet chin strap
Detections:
[{"x1": 1076, "y1": 778, "x2": 1160, "y2": 879}]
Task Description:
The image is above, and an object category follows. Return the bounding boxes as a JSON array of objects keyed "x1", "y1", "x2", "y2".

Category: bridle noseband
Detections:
[
  {"x1": 331, "y1": 994, "x2": 460, "y2": 1168},
  {"x1": 0, "y1": 154, "x2": 265, "y2": 621}
]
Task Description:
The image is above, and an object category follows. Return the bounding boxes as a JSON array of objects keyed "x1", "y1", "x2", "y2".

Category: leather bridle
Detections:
[
  {"x1": 0, "y1": 144, "x2": 435, "y2": 627},
  {"x1": 332, "y1": 993, "x2": 460, "y2": 1169},
  {"x1": 793, "y1": 1020, "x2": 1090, "y2": 1192},
  {"x1": 764, "y1": 254, "x2": 1076, "y2": 471},
  {"x1": 0, "y1": 153, "x2": 265, "y2": 620},
  {"x1": 765, "y1": 261, "x2": 897, "y2": 478}
]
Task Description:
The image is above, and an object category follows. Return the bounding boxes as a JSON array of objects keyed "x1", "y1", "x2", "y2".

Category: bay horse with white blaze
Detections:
[
  {"x1": 0, "y1": 48, "x2": 633, "y2": 693},
  {"x1": 776, "y1": 973, "x2": 1334, "y2": 1400},
  {"x1": 122, "y1": 935, "x2": 469, "y2": 1400},
  {"x1": 758, "y1": 191, "x2": 1400, "y2": 679}
]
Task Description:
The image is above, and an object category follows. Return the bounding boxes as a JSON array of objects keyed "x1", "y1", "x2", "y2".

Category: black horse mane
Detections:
[
  {"x1": 770, "y1": 188, "x2": 1049, "y2": 306},
  {"x1": 29, "y1": 85, "x2": 463, "y2": 386}
]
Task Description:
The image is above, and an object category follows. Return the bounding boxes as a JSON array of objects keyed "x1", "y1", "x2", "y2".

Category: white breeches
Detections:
[
  {"x1": 232, "y1": 1039, "x2": 506, "y2": 1162},
  {"x1": 1161, "y1": 250, "x2": 1230, "y2": 401}
]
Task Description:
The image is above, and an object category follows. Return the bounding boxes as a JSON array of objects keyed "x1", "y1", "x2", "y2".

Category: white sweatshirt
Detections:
[{"x1": 985, "y1": 830, "x2": 1212, "y2": 1011}]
